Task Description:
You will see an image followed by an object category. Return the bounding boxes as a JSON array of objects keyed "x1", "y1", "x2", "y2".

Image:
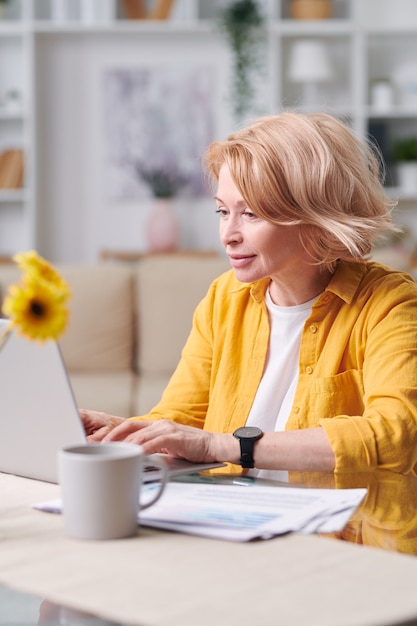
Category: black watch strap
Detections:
[{"x1": 233, "y1": 427, "x2": 264, "y2": 469}]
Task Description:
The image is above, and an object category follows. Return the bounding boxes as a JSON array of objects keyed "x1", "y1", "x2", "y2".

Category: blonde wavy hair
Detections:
[{"x1": 203, "y1": 112, "x2": 398, "y2": 270}]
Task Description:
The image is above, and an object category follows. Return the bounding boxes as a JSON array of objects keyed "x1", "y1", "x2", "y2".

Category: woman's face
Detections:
[{"x1": 216, "y1": 163, "x2": 311, "y2": 286}]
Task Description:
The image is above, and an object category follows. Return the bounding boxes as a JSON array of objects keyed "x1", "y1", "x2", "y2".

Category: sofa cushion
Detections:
[
  {"x1": 69, "y1": 371, "x2": 135, "y2": 418},
  {"x1": 132, "y1": 372, "x2": 173, "y2": 416},
  {"x1": 135, "y1": 255, "x2": 229, "y2": 376},
  {"x1": 0, "y1": 266, "x2": 23, "y2": 305},
  {"x1": 58, "y1": 264, "x2": 134, "y2": 372}
]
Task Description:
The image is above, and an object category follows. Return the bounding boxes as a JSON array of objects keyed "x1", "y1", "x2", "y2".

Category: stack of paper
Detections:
[
  {"x1": 35, "y1": 481, "x2": 366, "y2": 542},
  {"x1": 138, "y1": 482, "x2": 367, "y2": 541}
]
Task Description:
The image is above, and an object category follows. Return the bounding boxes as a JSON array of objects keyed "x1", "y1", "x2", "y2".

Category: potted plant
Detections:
[
  {"x1": 137, "y1": 166, "x2": 185, "y2": 199},
  {"x1": 0, "y1": 0, "x2": 9, "y2": 19},
  {"x1": 392, "y1": 137, "x2": 417, "y2": 192},
  {"x1": 135, "y1": 164, "x2": 186, "y2": 252},
  {"x1": 290, "y1": 0, "x2": 332, "y2": 20},
  {"x1": 217, "y1": 0, "x2": 265, "y2": 124}
]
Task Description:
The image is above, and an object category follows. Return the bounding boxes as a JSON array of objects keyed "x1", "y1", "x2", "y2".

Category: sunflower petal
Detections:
[{"x1": 2, "y1": 251, "x2": 71, "y2": 343}]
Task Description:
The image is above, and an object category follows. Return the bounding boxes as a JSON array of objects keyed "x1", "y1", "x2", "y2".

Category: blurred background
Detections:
[{"x1": 1, "y1": 0, "x2": 417, "y2": 268}]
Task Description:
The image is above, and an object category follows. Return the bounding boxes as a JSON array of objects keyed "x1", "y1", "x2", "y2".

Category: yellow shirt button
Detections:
[
  {"x1": 293, "y1": 406, "x2": 300, "y2": 414},
  {"x1": 309, "y1": 325, "x2": 317, "y2": 333},
  {"x1": 306, "y1": 366, "x2": 313, "y2": 374}
]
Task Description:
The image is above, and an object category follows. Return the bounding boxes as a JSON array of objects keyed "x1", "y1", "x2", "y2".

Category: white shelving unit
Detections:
[
  {"x1": 1, "y1": 0, "x2": 417, "y2": 261},
  {"x1": 0, "y1": 2, "x2": 34, "y2": 256}
]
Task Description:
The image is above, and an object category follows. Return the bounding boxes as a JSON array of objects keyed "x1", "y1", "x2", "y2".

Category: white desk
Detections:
[{"x1": 1, "y1": 472, "x2": 417, "y2": 626}]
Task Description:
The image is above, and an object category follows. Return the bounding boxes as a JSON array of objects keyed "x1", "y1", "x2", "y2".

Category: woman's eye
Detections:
[
  {"x1": 215, "y1": 208, "x2": 228, "y2": 217},
  {"x1": 243, "y1": 210, "x2": 256, "y2": 219}
]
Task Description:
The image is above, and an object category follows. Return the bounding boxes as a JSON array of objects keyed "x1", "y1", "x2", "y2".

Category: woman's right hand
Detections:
[{"x1": 78, "y1": 408, "x2": 126, "y2": 442}]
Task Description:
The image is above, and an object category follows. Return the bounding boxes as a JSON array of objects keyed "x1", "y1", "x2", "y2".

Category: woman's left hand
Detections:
[{"x1": 102, "y1": 419, "x2": 236, "y2": 464}]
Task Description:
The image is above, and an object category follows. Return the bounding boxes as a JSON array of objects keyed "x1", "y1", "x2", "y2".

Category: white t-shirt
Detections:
[{"x1": 246, "y1": 289, "x2": 316, "y2": 480}]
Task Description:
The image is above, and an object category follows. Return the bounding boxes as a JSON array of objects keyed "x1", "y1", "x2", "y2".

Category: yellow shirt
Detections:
[{"x1": 134, "y1": 261, "x2": 417, "y2": 475}]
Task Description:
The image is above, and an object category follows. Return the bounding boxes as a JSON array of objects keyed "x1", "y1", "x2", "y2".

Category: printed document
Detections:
[
  {"x1": 35, "y1": 480, "x2": 366, "y2": 542},
  {"x1": 138, "y1": 481, "x2": 366, "y2": 541}
]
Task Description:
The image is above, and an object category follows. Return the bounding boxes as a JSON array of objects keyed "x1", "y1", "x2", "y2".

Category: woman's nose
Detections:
[{"x1": 220, "y1": 217, "x2": 243, "y2": 246}]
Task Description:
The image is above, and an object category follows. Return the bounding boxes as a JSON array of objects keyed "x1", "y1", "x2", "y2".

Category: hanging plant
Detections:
[{"x1": 218, "y1": 0, "x2": 265, "y2": 124}]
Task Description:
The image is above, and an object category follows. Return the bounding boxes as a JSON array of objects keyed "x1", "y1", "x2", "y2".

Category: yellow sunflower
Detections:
[
  {"x1": 2, "y1": 275, "x2": 70, "y2": 343},
  {"x1": 13, "y1": 250, "x2": 71, "y2": 298}
]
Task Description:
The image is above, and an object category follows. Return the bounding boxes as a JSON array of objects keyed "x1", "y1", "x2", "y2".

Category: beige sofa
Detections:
[
  {"x1": 0, "y1": 255, "x2": 229, "y2": 418},
  {"x1": 1, "y1": 245, "x2": 414, "y2": 420}
]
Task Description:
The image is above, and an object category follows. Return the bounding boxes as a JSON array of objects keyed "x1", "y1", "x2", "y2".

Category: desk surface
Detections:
[{"x1": 1, "y1": 471, "x2": 417, "y2": 626}]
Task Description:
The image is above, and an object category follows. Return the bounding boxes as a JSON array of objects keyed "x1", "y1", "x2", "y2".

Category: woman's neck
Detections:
[{"x1": 268, "y1": 266, "x2": 335, "y2": 307}]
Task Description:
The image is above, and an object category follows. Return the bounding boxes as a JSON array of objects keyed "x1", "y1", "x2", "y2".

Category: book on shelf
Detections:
[{"x1": 0, "y1": 149, "x2": 24, "y2": 190}]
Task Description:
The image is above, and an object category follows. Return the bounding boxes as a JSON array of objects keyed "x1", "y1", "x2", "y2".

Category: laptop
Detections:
[{"x1": 0, "y1": 319, "x2": 224, "y2": 483}]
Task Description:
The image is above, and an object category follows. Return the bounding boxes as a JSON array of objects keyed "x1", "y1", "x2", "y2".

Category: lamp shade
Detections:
[{"x1": 288, "y1": 39, "x2": 332, "y2": 83}]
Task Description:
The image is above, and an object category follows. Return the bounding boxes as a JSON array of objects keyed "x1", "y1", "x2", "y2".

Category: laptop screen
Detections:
[
  {"x1": 0, "y1": 319, "x2": 225, "y2": 484},
  {"x1": 0, "y1": 319, "x2": 86, "y2": 483}
]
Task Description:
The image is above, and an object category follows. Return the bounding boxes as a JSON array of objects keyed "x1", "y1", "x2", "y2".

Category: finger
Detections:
[
  {"x1": 103, "y1": 420, "x2": 150, "y2": 442},
  {"x1": 87, "y1": 426, "x2": 113, "y2": 442},
  {"x1": 104, "y1": 421, "x2": 179, "y2": 455}
]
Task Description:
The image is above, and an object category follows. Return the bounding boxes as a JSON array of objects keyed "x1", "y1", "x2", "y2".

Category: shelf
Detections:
[
  {"x1": 100, "y1": 249, "x2": 220, "y2": 262},
  {"x1": 0, "y1": 110, "x2": 25, "y2": 121},
  {"x1": 0, "y1": 189, "x2": 26, "y2": 203},
  {"x1": 276, "y1": 19, "x2": 353, "y2": 36},
  {"x1": 1, "y1": 0, "x2": 417, "y2": 262},
  {"x1": 364, "y1": 24, "x2": 417, "y2": 35},
  {"x1": 367, "y1": 108, "x2": 417, "y2": 120},
  {"x1": 289, "y1": 104, "x2": 355, "y2": 117},
  {"x1": 0, "y1": 22, "x2": 27, "y2": 36},
  {"x1": 387, "y1": 187, "x2": 417, "y2": 202},
  {"x1": 31, "y1": 19, "x2": 212, "y2": 35}
]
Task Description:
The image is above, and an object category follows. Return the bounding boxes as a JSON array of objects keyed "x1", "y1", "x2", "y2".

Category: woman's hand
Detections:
[
  {"x1": 79, "y1": 412, "x2": 335, "y2": 471},
  {"x1": 78, "y1": 410, "x2": 237, "y2": 463},
  {"x1": 78, "y1": 409, "x2": 126, "y2": 442},
  {"x1": 102, "y1": 418, "x2": 237, "y2": 464}
]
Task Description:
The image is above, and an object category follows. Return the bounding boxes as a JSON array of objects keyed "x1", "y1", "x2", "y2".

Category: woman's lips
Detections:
[{"x1": 228, "y1": 255, "x2": 255, "y2": 268}]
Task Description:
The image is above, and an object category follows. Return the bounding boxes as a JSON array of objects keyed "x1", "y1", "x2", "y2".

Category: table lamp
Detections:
[{"x1": 288, "y1": 39, "x2": 332, "y2": 106}]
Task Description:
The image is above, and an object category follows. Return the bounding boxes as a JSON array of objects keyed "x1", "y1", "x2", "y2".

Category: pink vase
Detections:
[{"x1": 147, "y1": 198, "x2": 180, "y2": 253}]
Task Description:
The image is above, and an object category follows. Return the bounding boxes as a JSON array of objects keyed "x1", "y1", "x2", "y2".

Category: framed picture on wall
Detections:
[{"x1": 102, "y1": 65, "x2": 215, "y2": 199}]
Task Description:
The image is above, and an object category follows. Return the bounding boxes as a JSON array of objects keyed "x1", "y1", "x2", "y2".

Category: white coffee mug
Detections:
[{"x1": 58, "y1": 442, "x2": 167, "y2": 540}]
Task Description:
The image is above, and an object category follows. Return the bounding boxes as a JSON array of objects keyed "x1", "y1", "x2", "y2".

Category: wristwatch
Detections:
[{"x1": 233, "y1": 426, "x2": 264, "y2": 469}]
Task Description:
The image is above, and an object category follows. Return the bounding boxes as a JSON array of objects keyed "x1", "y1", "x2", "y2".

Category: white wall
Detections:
[
  {"x1": 32, "y1": 4, "x2": 417, "y2": 264},
  {"x1": 35, "y1": 29, "x2": 233, "y2": 263}
]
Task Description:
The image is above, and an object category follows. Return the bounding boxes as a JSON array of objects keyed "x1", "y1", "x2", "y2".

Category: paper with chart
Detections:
[
  {"x1": 137, "y1": 481, "x2": 367, "y2": 541},
  {"x1": 34, "y1": 481, "x2": 366, "y2": 542}
]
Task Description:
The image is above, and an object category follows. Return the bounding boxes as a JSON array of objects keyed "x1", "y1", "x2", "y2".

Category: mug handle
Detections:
[{"x1": 139, "y1": 455, "x2": 168, "y2": 511}]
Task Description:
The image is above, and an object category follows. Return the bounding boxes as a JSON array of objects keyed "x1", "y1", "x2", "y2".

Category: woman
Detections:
[{"x1": 81, "y1": 112, "x2": 417, "y2": 476}]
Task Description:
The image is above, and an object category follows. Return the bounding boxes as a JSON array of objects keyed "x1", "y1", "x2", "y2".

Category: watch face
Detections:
[{"x1": 234, "y1": 426, "x2": 263, "y2": 439}]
